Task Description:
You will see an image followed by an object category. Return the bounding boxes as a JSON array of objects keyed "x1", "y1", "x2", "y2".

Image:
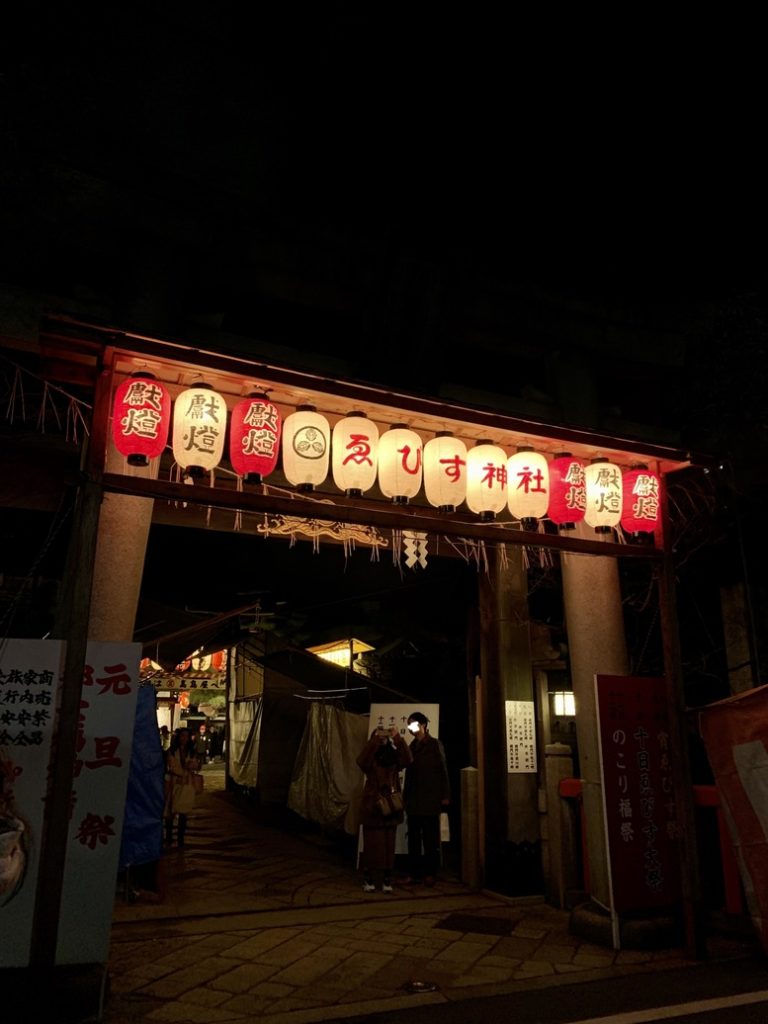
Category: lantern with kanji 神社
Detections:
[
  {"x1": 621, "y1": 464, "x2": 661, "y2": 536},
  {"x1": 507, "y1": 447, "x2": 549, "y2": 531},
  {"x1": 171, "y1": 383, "x2": 227, "y2": 477},
  {"x1": 584, "y1": 457, "x2": 622, "y2": 531},
  {"x1": 548, "y1": 453, "x2": 586, "y2": 529},
  {"x1": 112, "y1": 371, "x2": 171, "y2": 466},
  {"x1": 423, "y1": 431, "x2": 467, "y2": 513},
  {"x1": 377, "y1": 424, "x2": 423, "y2": 504},
  {"x1": 229, "y1": 391, "x2": 281, "y2": 483},
  {"x1": 466, "y1": 440, "x2": 507, "y2": 521},
  {"x1": 282, "y1": 405, "x2": 330, "y2": 491},
  {"x1": 332, "y1": 411, "x2": 379, "y2": 496}
]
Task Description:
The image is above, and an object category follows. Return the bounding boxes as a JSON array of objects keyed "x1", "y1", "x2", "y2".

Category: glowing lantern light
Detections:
[
  {"x1": 584, "y1": 457, "x2": 622, "y2": 531},
  {"x1": 548, "y1": 453, "x2": 586, "y2": 529},
  {"x1": 466, "y1": 440, "x2": 507, "y2": 521},
  {"x1": 112, "y1": 371, "x2": 171, "y2": 466},
  {"x1": 507, "y1": 447, "x2": 549, "y2": 530},
  {"x1": 172, "y1": 382, "x2": 227, "y2": 477},
  {"x1": 229, "y1": 391, "x2": 281, "y2": 483},
  {"x1": 282, "y1": 405, "x2": 330, "y2": 491},
  {"x1": 332, "y1": 411, "x2": 379, "y2": 496},
  {"x1": 377, "y1": 424, "x2": 423, "y2": 504},
  {"x1": 423, "y1": 431, "x2": 468, "y2": 513},
  {"x1": 621, "y1": 464, "x2": 661, "y2": 535}
]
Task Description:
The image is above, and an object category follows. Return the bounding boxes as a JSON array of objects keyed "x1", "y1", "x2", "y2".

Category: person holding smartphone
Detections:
[
  {"x1": 356, "y1": 725, "x2": 412, "y2": 893},
  {"x1": 402, "y1": 711, "x2": 450, "y2": 886}
]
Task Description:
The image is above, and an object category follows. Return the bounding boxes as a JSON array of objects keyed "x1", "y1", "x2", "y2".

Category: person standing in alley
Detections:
[
  {"x1": 356, "y1": 725, "x2": 412, "y2": 893},
  {"x1": 164, "y1": 728, "x2": 199, "y2": 847},
  {"x1": 402, "y1": 711, "x2": 450, "y2": 886}
]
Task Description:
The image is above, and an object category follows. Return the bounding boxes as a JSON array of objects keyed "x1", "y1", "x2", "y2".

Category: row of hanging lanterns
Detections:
[{"x1": 112, "y1": 373, "x2": 661, "y2": 535}]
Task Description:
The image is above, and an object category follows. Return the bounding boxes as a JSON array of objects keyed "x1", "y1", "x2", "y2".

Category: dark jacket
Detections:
[
  {"x1": 357, "y1": 731, "x2": 412, "y2": 828},
  {"x1": 403, "y1": 733, "x2": 450, "y2": 815}
]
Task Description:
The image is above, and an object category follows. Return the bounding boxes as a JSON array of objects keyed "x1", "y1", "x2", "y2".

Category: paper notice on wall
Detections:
[
  {"x1": 505, "y1": 700, "x2": 537, "y2": 773},
  {"x1": 0, "y1": 639, "x2": 65, "y2": 968}
]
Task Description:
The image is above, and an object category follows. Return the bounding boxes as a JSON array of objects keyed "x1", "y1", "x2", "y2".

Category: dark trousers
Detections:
[{"x1": 406, "y1": 813, "x2": 441, "y2": 878}]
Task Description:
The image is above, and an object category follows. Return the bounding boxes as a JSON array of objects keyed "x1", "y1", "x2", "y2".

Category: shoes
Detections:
[
  {"x1": 424, "y1": 875, "x2": 435, "y2": 887},
  {"x1": 362, "y1": 881, "x2": 376, "y2": 893},
  {"x1": 382, "y1": 882, "x2": 394, "y2": 894}
]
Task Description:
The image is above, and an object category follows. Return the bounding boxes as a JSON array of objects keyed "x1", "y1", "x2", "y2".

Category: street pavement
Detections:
[{"x1": 98, "y1": 762, "x2": 762, "y2": 1024}]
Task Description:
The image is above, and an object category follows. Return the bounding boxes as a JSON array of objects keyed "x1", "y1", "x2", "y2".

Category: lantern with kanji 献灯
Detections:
[
  {"x1": 423, "y1": 431, "x2": 467, "y2": 513},
  {"x1": 584, "y1": 457, "x2": 622, "y2": 531},
  {"x1": 282, "y1": 405, "x2": 330, "y2": 491},
  {"x1": 466, "y1": 440, "x2": 507, "y2": 521},
  {"x1": 229, "y1": 392, "x2": 281, "y2": 483},
  {"x1": 332, "y1": 412, "x2": 379, "y2": 496},
  {"x1": 547, "y1": 453, "x2": 586, "y2": 529},
  {"x1": 112, "y1": 371, "x2": 171, "y2": 466},
  {"x1": 621, "y1": 464, "x2": 661, "y2": 536},
  {"x1": 171, "y1": 383, "x2": 227, "y2": 477},
  {"x1": 507, "y1": 447, "x2": 549, "y2": 531},
  {"x1": 377, "y1": 424, "x2": 423, "y2": 504}
]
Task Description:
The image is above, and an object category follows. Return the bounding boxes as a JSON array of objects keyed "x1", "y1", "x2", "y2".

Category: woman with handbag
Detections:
[
  {"x1": 164, "y1": 728, "x2": 200, "y2": 848},
  {"x1": 356, "y1": 726, "x2": 412, "y2": 893}
]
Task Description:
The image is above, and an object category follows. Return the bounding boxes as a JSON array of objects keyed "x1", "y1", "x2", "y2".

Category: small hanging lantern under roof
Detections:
[
  {"x1": 423, "y1": 431, "x2": 467, "y2": 513},
  {"x1": 466, "y1": 439, "x2": 507, "y2": 521},
  {"x1": 377, "y1": 424, "x2": 423, "y2": 504},
  {"x1": 507, "y1": 447, "x2": 549, "y2": 531},
  {"x1": 282, "y1": 405, "x2": 330, "y2": 491},
  {"x1": 229, "y1": 391, "x2": 281, "y2": 483},
  {"x1": 172, "y1": 382, "x2": 227, "y2": 477},
  {"x1": 332, "y1": 411, "x2": 379, "y2": 496},
  {"x1": 548, "y1": 453, "x2": 586, "y2": 529},
  {"x1": 112, "y1": 371, "x2": 171, "y2": 466},
  {"x1": 621, "y1": 464, "x2": 661, "y2": 536},
  {"x1": 584, "y1": 457, "x2": 622, "y2": 531}
]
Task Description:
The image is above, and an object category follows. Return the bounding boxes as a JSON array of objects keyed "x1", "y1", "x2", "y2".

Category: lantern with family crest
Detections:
[{"x1": 282, "y1": 405, "x2": 330, "y2": 491}]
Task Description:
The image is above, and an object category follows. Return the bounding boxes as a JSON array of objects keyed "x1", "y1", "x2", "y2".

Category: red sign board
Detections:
[{"x1": 595, "y1": 674, "x2": 681, "y2": 913}]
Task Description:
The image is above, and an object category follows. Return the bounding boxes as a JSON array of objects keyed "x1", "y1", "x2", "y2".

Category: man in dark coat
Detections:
[{"x1": 402, "y1": 711, "x2": 450, "y2": 886}]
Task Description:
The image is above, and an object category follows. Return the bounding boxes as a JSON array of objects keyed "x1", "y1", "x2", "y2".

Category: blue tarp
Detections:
[{"x1": 119, "y1": 685, "x2": 165, "y2": 869}]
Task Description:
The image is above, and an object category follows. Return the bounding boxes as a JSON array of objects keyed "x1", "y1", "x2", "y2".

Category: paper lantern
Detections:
[
  {"x1": 112, "y1": 371, "x2": 171, "y2": 466},
  {"x1": 423, "y1": 431, "x2": 468, "y2": 513},
  {"x1": 377, "y1": 424, "x2": 423, "y2": 504},
  {"x1": 229, "y1": 392, "x2": 281, "y2": 482},
  {"x1": 621, "y1": 465, "x2": 661, "y2": 535},
  {"x1": 282, "y1": 405, "x2": 330, "y2": 491},
  {"x1": 466, "y1": 440, "x2": 507, "y2": 521},
  {"x1": 332, "y1": 411, "x2": 379, "y2": 496},
  {"x1": 584, "y1": 457, "x2": 622, "y2": 531},
  {"x1": 548, "y1": 453, "x2": 586, "y2": 529},
  {"x1": 507, "y1": 448, "x2": 549, "y2": 530},
  {"x1": 172, "y1": 383, "x2": 227, "y2": 476}
]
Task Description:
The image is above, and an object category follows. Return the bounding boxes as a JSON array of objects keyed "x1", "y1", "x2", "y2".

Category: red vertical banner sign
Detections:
[
  {"x1": 595, "y1": 675, "x2": 682, "y2": 916},
  {"x1": 698, "y1": 684, "x2": 768, "y2": 957}
]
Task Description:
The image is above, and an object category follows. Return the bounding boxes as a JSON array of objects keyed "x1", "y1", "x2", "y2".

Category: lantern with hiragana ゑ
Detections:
[
  {"x1": 507, "y1": 447, "x2": 549, "y2": 531},
  {"x1": 229, "y1": 392, "x2": 281, "y2": 483},
  {"x1": 332, "y1": 412, "x2": 379, "y2": 496},
  {"x1": 466, "y1": 440, "x2": 508, "y2": 521},
  {"x1": 282, "y1": 405, "x2": 330, "y2": 491},
  {"x1": 377, "y1": 425, "x2": 423, "y2": 504},
  {"x1": 112, "y1": 371, "x2": 171, "y2": 466},
  {"x1": 423, "y1": 432, "x2": 467, "y2": 513},
  {"x1": 584, "y1": 457, "x2": 622, "y2": 532},
  {"x1": 621, "y1": 464, "x2": 661, "y2": 537},
  {"x1": 171, "y1": 383, "x2": 227, "y2": 478},
  {"x1": 548, "y1": 453, "x2": 586, "y2": 530}
]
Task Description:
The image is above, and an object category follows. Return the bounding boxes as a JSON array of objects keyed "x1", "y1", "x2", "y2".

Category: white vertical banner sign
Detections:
[
  {"x1": 0, "y1": 639, "x2": 65, "y2": 968},
  {"x1": 56, "y1": 641, "x2": 141, "y2": 964},
  {"x1": 505, "y1": 700, "x2": 537, "y2": 773},
  {"x1": 366, "y1": 703, "x2": 440, "y2": 855}
]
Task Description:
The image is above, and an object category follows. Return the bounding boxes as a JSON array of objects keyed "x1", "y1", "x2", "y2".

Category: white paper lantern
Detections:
[
  {"x1": 584, "y1": 457, "x2": 623, "y2": 530},
  {"x1": 423, "y1": 432, "x2": 468, "y2": 512},
  {"x1": 377, "y1": 424, "x2": 423, "y2": 503},
  {"x1": 282, "y1": 405, "x2": 330, "y2": 491},
  {"x1": 332, "y1": 412, "x2": 379, "y2": 496},
  {"x1": 466, "y1": 440, "x2": 508, "y2": 520},
  {"x1": 172, "y1": 383, "x2": 227, "y2": 476},
  {"x1": 507, "y1": 448, "x2": 550, "y2": 529}
]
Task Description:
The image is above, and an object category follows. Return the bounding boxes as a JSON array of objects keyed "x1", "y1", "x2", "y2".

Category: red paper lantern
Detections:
[
  {"x1": 548, "y1": 453, "x2": 586, "y2": 529},
  {"x1": 112, "y1": 372, "x2": 171, "y2": 466},
  {"x1": 621, "y1": 465, "x2": 661, "y2": 535},
  {"x1": 229, "y1": 392, "x2": 281, "y2": 482}
]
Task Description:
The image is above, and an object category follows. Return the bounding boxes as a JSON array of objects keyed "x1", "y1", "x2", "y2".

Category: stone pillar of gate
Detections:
[
  {"x1": 560, "y1": 521, "x2": 629, "y2": 910},
  {"x1": 478, "y1": 544, "x2": 541, "y2": 895},
  {"x1": 88, "y1": 444, "x2": 157, "y2": 641}
]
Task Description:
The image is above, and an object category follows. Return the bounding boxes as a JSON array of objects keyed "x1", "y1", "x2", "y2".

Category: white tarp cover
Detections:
[
  {"x1": 288, "y1": 702, "x2": 369, "y2": 834},
  {"x1": 228, "y1": 698, "x2": 261, "y2": 788}
]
